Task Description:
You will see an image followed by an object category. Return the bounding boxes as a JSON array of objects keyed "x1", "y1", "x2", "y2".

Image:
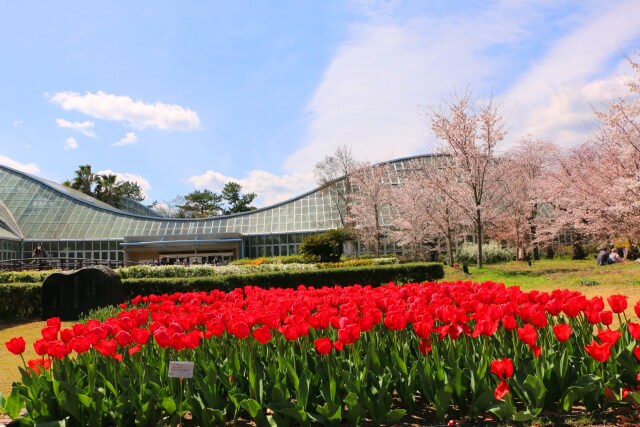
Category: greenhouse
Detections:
[{"x1": 0, "y1": 155, "x2": 431, "y2": 267}]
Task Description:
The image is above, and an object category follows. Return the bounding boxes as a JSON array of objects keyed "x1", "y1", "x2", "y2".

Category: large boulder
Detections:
[{"x1": 42, "y1": 266, "x2": 123, "y2": 320}]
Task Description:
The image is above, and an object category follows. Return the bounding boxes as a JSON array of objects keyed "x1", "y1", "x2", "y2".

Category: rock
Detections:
[{"x1": 41, "y1": 266, "x2": 123, "y2": 320}]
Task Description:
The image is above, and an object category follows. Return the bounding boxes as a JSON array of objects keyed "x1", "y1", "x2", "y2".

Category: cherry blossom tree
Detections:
[
  {"x1": 428, "y1": 91, "x2": 505, "y2": 267},
  {"x1": 493, "y1": 137, "x2": 559, "y2": 259},
  {"x1": 314, "y1": 145, "x2": 358, "y2": 227},
  {"x1": 347, "y1": 161, "x2": 393, "y2": 257},
  {"x1": 390, "y1": 157, "x2": 467, "y2": 264},
  {"x1": 546, "y1": 52, "x2": 640, "y2": 245}
]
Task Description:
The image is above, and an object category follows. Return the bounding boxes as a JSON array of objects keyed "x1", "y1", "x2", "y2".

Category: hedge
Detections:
[
  {"x1": 0, "y1": 283, "x2": 42, "y2": 321},
  {"x1": 0, "y1": 263, "x2": 444, "y2": 321},
  {"x1": 121, "y1": 262, "x2": 444, "y2": 299}
]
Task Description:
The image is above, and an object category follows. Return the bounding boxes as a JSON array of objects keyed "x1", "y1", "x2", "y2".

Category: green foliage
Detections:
[
  {"x1": 229, "y1": 255, "x2": 309, "y2": 265},
  {"x1": 177, "y1": 182, "x2": 257, "y2": 217},
  {"x1": 316, "y1": 257, "x2": 398, "y2": 269},
  {"x1": 0, "y1": 283, "x2": 41, "y2": 321},
  {"x1": 221, "y1": 182, "x2": 256, "y2": 214},
  {"x1": 572, "y1": 278, "x2": 601, "y2": 287},
  {"x1": 457, "y1": 242, "x2": 515, "y2": 264},
  {"x1": 177, "y1": 189, "x2": 222, "y2": 218},
  {"x1": 299, "y1": 234, "x2": 341, "y2": 262},
  {"x1": 121, "y1": 263, "x2": 444, "y2": 298},
  {"x1": 0, "y1": 270, "x2": 54, "y2": 283},
  {"x1": 63, "y1": 164, "x2": 145, "y2": 208}
]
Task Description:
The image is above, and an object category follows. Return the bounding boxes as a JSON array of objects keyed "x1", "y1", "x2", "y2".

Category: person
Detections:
[
  {"x1": 596, "y1": 247, "x2": 610, "y2": 266},
  {"x1": 609, "y1": 248, "x2": 623, "y2": 263}
]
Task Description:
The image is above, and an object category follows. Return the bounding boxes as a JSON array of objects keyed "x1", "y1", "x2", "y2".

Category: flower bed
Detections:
[{"x1": 3, "y1": 281, "x2": 640, "y2": 426}]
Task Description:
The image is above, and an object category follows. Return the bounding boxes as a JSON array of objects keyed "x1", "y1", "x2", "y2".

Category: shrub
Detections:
[
  {"x1": 299, "y1": 233, "x2": 341, "y2": 262},
  {"x1": 229, "y1": 255, "x2": 309, "y2": 266},
  {"x1": 0, "y1": 270, "x2": 55, "y2": 284},
  {"x1": 456, "y1": 242, "x2": 514, "y2": 264},
  {"x1": 0, "y1": 283, "x2": 41, "y2": 321},
  {"x1": 122, "y1": 263, "x2": 444, "y2": 298}
]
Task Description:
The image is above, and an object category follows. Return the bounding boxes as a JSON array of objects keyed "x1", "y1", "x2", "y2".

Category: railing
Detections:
[{"x1": 0, "y1": 257, "x2": 140, "y2": 271}]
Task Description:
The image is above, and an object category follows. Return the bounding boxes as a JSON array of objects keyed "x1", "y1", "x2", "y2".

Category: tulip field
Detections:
[{"x1": 3, "y1": 280, "x2": 640, "y2": 426}]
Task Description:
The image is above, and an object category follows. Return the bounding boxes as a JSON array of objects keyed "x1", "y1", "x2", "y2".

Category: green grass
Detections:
[{"x1": 445, "y1": 258, "x2": 640, "y2": 301}]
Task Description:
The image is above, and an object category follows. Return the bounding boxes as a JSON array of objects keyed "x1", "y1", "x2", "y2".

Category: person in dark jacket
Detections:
[{"x1": 596, "y1": 247, "x2": 610, "y2": 266}]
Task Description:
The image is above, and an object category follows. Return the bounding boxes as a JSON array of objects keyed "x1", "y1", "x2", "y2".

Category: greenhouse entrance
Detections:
[{"x1": 121, "y1": 233, "x2": 243, "y2": 265}]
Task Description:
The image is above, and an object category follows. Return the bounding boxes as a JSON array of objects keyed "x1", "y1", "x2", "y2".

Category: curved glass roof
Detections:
[
  {"x1": 0, "y1": 164, "x2": 343, "y2": 240},
  {"x1": 0, "y1": 154, "x2": 435, "y2": 241}
]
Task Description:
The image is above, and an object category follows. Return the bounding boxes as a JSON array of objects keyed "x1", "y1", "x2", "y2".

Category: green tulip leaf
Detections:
[
  {"x1": 161, "y1": 397, "x2": 177, "y2": 414},
  {"x1": 385, "y1": 408, "x2": 406, "y2": 424}
]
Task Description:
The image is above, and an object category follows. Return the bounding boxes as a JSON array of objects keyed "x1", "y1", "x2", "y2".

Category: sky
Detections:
[{"x1": 1, "y1": 0, "x2": 640, "y2": 209}]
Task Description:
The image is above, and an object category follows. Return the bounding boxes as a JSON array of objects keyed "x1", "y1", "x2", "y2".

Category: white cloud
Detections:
[
  {"x1": 112, "y1": 132, "x2": 138, "y2": 147},
  {"x1": 50, "y1": 91, "x2": 200, "y2": 131},
  {"x1": 0, "y1": 156, "x2": 39, "y2": 174},
  {"x1": 96, "y1": 169, "x2": 151, "y2": 198},
  {"x1": 187, "y1": 169, "x2": 316, "y2": 207},
  {"x1": 501, "y1": 0, "x2": 640, "y2": 147},
  {"x1": 284, "y1": 1, "x2": 640, "y2": 171},
  {"x1": 284, "y1": 4, "x2": 532, "y2": 173},
  {"x1": 64, "y1": 137, "x2": 78, "y2": 151},
  {"x1": 56, "y1": 118, "x2": 96, "y2": 137}
]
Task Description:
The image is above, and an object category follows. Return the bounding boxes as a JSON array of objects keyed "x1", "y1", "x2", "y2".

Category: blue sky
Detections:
[{"x1": 1, "y1": 1, "x2": 640, "y2": 208}]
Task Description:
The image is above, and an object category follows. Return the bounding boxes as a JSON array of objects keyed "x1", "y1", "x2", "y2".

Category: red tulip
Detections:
[
  {"x1": 69, "y1": 336, "x2": 91, "y2": 354},
  {"x1": 228, "y1": 322, "x2": 250, "y2": 340},
  {"x1": 94, "y1": 340, "x2": 117, "y2": 357},
  {"x1": 597, "y1": 329, "x2": 621, "y2": 346},
  {"x1": 132, "y1": 328, "x2": 151, "y2": 345},
  {"x1": 517, "y1": 324, "x2": 538, "y2": 346},
  {"x1": 46, "y1": 317, "x2": 61, "y2": 330},
  {"x1": 419, "y1": 338, "x2": 432, "y2": 355},
  {"x1": 27, "y1": 358, "x2": 51, "y2": 375},
  {"x1": 585, "y1": 341, "x2": 611, "y2": 362},
  {"x1": 635, "y1": 301, "x2": 640, "y2": 318},
  {"x1": 608, "y1": 295, "x2": 627, "y2": 314},
  {"x1": 634, "y1": 347, "x2": 640, "y2": 360},
  {"x1": 5, "y1": 337, "x2": 25, "y2": 355},
  {"x1": 41, "y1": 326, "x2": 59, "y2": 341},
  {"x1": 33, "y1": 338, "x2": 48, "y2": 356},
  {"x1": 501, "y1": 315, "x2": 517, "y2": 331},
  {"x1": 252, "y1": 326, "x2": 272, "y2": 344},
  {"x1": 600, "y1": 311, "x2": 613, "y2": 326},
  {"x1": 314, "y1": 337, "x2": 332, "y2": 355},
  {"x1": 116, "y1": 331, "x2": 133, "y2": 348},
  {"x1": 490, "y1": 358, "x2": 514, "y2": 379},
  {"x1": 553, "y1": 324, "x2": 572, "y2": 342},
  {"x1": 47, "y1": 340, "x2": 70, "y2": 359},
  {"x1": 332, "y1": 341, "x2": 344, "y2": 352},
  {"x1": 629, "y1": 322, "x2": 640, "y2": 340},
  {"x1": 494, "y1": 380, "x2": 510, "y2": 400}
]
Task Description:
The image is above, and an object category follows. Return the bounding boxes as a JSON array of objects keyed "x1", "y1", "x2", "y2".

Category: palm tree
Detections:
[
  {"x1": 70, "y1": 164, "x2": 95, "y2": 195},
  {"x1": 95, "y1": 174, "x2": 119, "y2": 207}
]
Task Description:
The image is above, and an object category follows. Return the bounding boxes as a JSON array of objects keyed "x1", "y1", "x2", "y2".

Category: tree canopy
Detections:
[
  {"x1": 176, "y1": 182, "x2": 257, "y2": 218},
  {"x1": 62, "y1": 164, "x2": 145, "y2": 209}
]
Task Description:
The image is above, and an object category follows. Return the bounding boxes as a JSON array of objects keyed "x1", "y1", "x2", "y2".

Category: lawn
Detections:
[{"x1": 2, "y1": 258, "x2": 640, "y2": 399}]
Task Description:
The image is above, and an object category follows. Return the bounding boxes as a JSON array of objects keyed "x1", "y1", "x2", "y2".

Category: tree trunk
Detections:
[
  {"x1": 476, "y1": 209, "x2": 483, "y2": 268},
  {"x1": 446, "y1": 233, "x2": 454, "y2": 266},
  {"x1": 530, "y1": 203, "x2": 540, "y2": 260}
]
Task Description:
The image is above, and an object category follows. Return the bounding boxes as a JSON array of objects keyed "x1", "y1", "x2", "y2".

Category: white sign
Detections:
[{"x1": 168, "y1": 361, "x2": 194, "y2": 379}]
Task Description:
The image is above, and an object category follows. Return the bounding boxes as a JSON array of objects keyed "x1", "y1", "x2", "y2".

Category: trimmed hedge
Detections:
[
  {"x1": 0, "y1": 263, "x2": 444, "y2": 321},
  {"x1": 122, "y1": 263, "x2": 444, "y2": 299},
  {"x1": 0, "y1": 283, "x2": 42, "y2": 321}
]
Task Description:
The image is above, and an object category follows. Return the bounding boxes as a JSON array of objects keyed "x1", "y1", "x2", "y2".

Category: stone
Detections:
[{"x1": 41, "y1": 265, "x2": 123, "y2": 320}]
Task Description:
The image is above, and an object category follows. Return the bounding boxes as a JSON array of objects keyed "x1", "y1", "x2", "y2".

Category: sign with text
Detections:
[{"x1": 168, "y1": 361, "x2": 194, "y2": 379}]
